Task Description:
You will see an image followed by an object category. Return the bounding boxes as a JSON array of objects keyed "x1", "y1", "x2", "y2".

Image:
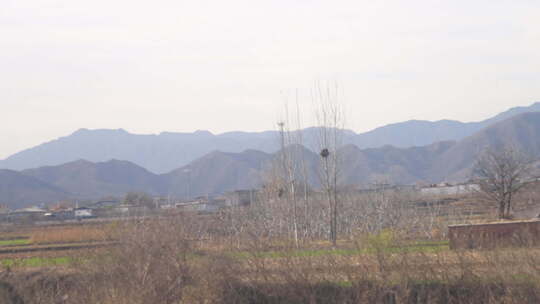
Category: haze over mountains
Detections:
[
  {"x1": 1, "y1": 103, "x2": 540, "y2": 208},
  {"x1": 2, "y1": 102, "x2": 540, "y2": 174},
  {"x1": 0, "y1": 170, "x2": 69, "y2": 208}
]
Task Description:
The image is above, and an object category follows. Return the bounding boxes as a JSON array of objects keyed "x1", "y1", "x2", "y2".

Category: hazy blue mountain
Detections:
[
  {"x1": 0, "y1": 169, "x2": 70, "y2": 209},
  {"x1": 339, "y1": 141, "x2": 456, "y2": 185},
  {"x1": 335, "y1": 112, "x2": 540, "y2": 185},
  {"x1": 162, "y1": 149, "x2": 272, "y2": 198},
  {"x1": 22, "y1": 159, "x2": 163, "y2": 199},
  {"x1": 430, "y1": 112, "x2": 540, "y2": 182},
  {"x1": 0, "y1": 127, "x2": 353, "y2": 174},
  {"x1": 351, "y1": 102, "x2": 540, "y2": 149},
  {"x1": 483, "y1": 102, "x2": 540, "y2": 125},
  {"x1": 3, "y1": 110, "x2": 540, "y2": 207},
  {"x1": 1, "y1": 102, "x2": 538, "y2": 173},
  {"x1": 2, "y1": 128, "x2": 265, "y2": 174}
]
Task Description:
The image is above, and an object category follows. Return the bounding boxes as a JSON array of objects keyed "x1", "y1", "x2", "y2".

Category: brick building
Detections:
[{"x1": 448, "y1": 220, "x2": 540, "y2": 249}]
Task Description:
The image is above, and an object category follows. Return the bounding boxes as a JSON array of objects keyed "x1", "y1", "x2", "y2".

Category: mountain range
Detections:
[
  {"x1": 2, "y1": 102, "x2": 540, "y2": 174},
  {"x1": 2, "y1": 104, "x2": 540, "y2": 208}
]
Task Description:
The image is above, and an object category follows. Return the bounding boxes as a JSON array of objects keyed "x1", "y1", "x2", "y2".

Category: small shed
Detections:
[{"x1": 448, "y1": 220, "x2": 540, "y2": 249}]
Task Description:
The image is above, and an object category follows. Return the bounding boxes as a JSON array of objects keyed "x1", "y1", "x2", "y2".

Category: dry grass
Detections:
[
  {"x1": 1, "y1": 216, "x2": 540, "y2": 303},
  {"x1": 29, "y1": 224, "x2": 116, "y2": 245}
]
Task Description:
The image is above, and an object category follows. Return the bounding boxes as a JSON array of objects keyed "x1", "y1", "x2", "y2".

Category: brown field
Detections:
[
  {"x1": 29, "y1": 224, "x2": 116, "y2": 245},
  {"x1": 0, "y1": 190, "x2": 539, "y2": 303},
  {"x1": 0, "y1": 223, "x2": 118, "y2": 263},
  {"x1": 0, "y1": 226, "x2": 539, "y2": 303}
]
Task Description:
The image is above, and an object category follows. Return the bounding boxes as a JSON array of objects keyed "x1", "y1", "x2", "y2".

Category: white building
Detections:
[
  {"x1": 420, "y1": 183, "x2": 480, "y2": 196},
  {"x1": 74, "y1": 207, "x2": 93, "y2": 218}
]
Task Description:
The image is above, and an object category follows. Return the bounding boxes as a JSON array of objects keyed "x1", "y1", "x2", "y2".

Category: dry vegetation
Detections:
[
  {"x1": 0, "y1": 189, "x2": 539, "y2": 303},
  {"x1": 29, "y1": 224, "x2": 116, "y2": 245},
  {"x1": 1, "y1": 220, "x2": 540, "y2": 303}
]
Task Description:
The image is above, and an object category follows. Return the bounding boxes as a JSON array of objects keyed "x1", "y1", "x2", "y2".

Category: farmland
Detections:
[{"x1": 0, "y1": 190, "x2": 539, "y2": 303}]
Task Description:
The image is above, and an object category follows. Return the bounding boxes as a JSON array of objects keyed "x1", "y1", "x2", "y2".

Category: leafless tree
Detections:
[
  {"x1": 275, "y1": 92, "x2": 313, "y2": 246},
  {"x1": 473, "y1": 147, "x2": 532, "y2": 219},
  {"x1": 313, "y1": 82, "x2": 344, "y2": 246}
]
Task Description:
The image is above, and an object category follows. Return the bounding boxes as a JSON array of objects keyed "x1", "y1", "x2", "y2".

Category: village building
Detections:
[
  {"x1": 421, "y1": 183, "x2": 480, "y2": 196},
  {"x1": 7, "y1": 206, "x2": 48, "y2": 223},
  {"x1": 448, "y1": 220, "x2": 540, "y2": 249},
  {"x1": 74, "y1": 207, "x2": 94, "y2": 218}
]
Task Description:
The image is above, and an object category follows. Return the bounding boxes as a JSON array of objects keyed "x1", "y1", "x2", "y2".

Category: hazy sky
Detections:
[{"x1": 1, "y1": 0, "x2": 539, "y2": 159}]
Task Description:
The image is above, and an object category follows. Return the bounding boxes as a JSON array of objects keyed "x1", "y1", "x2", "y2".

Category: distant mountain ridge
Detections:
[
  {"x1": 0, "y1": 170, "x2": 70, "y2": 209},
  {"x1": 430, "y1": 112, "x2": 540, "y2": 182},
  {"x1": 2, "y1": 111, "x2": 540, "y2": 208},
  {"x1": 1, "y1": 102, "x2": 539, "y2": 173},
  {"x1": 22, "y1": 159, "x2": 163, "y2": 199},
  {"x1": 353, "y1": 102, "x2": 540, "y2": 149}
]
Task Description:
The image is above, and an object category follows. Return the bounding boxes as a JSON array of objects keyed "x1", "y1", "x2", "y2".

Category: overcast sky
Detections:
[{"x1": 1, "y1": 0, "x2": 539, "y2": 159}]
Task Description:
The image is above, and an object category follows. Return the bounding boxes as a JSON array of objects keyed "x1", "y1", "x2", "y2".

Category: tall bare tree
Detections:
[
  {"x1": 473, "y1": 147, "x2": 532, "y2": 219},
  {"x1": 277, "y1": 118, "x2": 300, "y2": 245},
  {"x1": 313, "y1": 82, "x2": 344, "y2": 246},
  {"x1": 276, "y1": 91, "x2": 315, "y2": 246}
]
